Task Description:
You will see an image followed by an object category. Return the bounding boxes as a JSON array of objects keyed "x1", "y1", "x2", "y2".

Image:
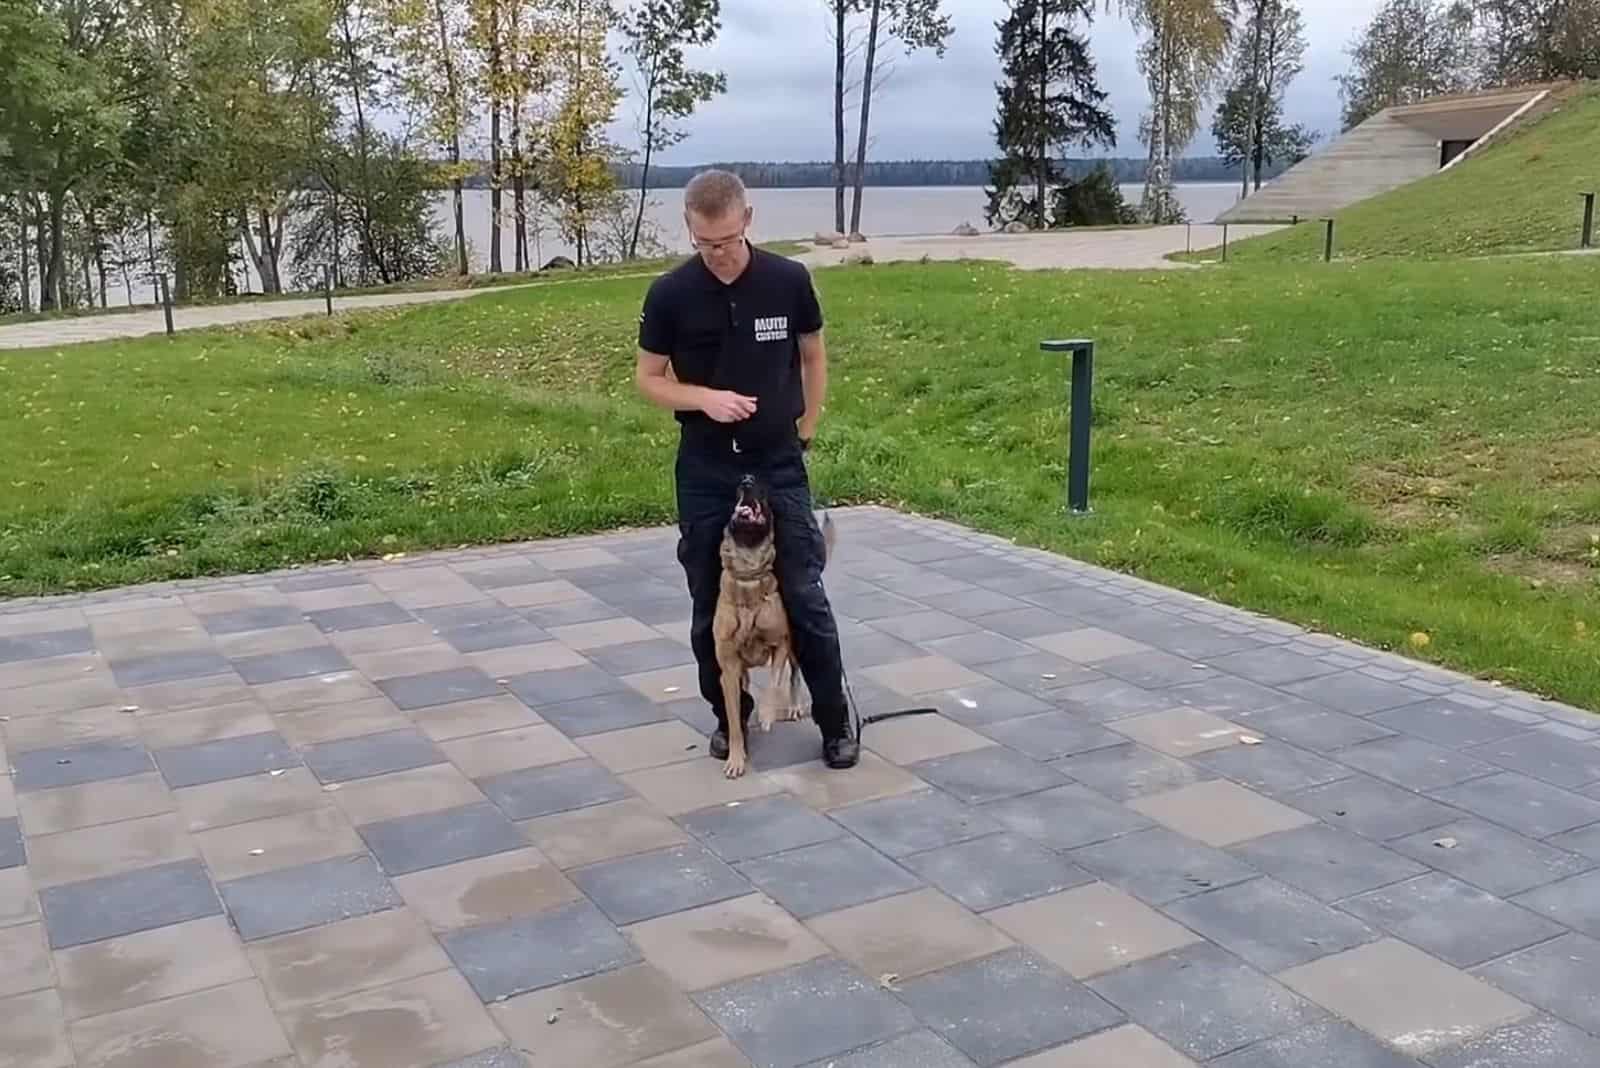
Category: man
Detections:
[{"x1": 634, "y1": 169, "x2": 859, "y2": 771}]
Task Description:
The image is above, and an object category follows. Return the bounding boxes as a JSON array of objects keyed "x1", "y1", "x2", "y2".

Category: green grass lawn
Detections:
[
  {"x1": 1215, "y1": 83, "x2": 1600, "y2": 263},
  {"x1": 5, "y1": 255, "x2": 1600, "y2": 709}
]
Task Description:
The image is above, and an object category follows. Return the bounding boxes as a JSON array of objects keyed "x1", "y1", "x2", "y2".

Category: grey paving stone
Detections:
[
  {"x1": 1548, "y1": 822, "x2": 1600, "y2": 862},
  {"x1": 1052, "y1": 742, "x2": 1215, "y2": 801},
  {"x1": 956, "y1": 607, "x2": 1068, "y2": 641},
  {"x1": 831, "y1": 789, "x2": 1003, "y2": 858},
  {"x1": 1432, "y1": 772, "x2": 1600, "y2": 839},
  {"x1": 681, "y1": 795, "x2": 845, "y2": 863},
  {"x1": 898, "y1": 947, "x2": 1125, "y2": 1067},
  {"x1": 1164, "y1": 677, "x2": 1302, "y2": 718},
  {"x1": 977, "y1": 653, "x2": 1103, "y2": 697},
  {"x1": 302, "y1": 727, "x2": 445, "y2": 783},
  {"x1": 694, "y1": 956, "x2": 919, "y2": 1068},
  {"x1": 304, "y1": 601, "x2": 415, "y2": 633},
  {"x1": 580, "y1": 638, "x2": 694, "y2": 676},
  {"x1": 977, "y1": 711, "x2": 1125, "y2": 761},
  {"x1": 1370, "y1": 699, "x2": 1527, "y2": 749},
  {"x1": 1429, "y1": 1015, "x2": 1600, "y2": 1068},
  {"x1": 984, "y1": 784, "x2": 1153, "y2": 851},
  {"x1": 502, "y1": 664, "x2": 628, "y2": 706},
  {"x1": 1088, "y1": 942, "x2": 1326, "y2": 1062},
  {"x1": 0, "y1": 626, "x2": 94, "y2": 662},
  {"x1": 1229, "y1": 824, "x2": 1428, "y2": 903},
  {"x1": 40, "y1": 858, "x2": 223, "y2": 949},
  {"x1": 359, "y1": 801, "x2": 526, "y2": 876},
  {"x1": 478, "y1": 759, "x2": 628, "y2": 820},
  {"x1": 276, "y1": 570, "x2": 370, "y2": 592},
  {"x1": 219, "y1": 852, "x2": 401, "y2": 941},
  {"x1": 935, "y1": 681, "x2": 1054, "y2": 728},
  {"x1": 440, "y1": 898, "x2": 640, "y2": 1002},
  {"x1": 801, "y1": 1030, "x2": 975, "y2": 1068},
  {"x1": 623, "y1": 596, "x2": 694, "y2": 626},
  {"x1": 377, "y1": 666, "x2": 503, "y2": 710},
  {"x1": 834, "y1": 589, "x2": 929, "y2": 623},
  {"x1": 842, "y1": 631, "x2": 927, "y2": 670},
  {"x1": 520, "y1": 597, "x2": 623, "y2": 628},
  {"x1": 231, "y1": 643, "x2": 351, "y2": 684},
  {"x1": 11, "y1": 739, "x2": 154, "y2": 791},
  {"x1": 1332, "y1": 735, "x2": 1498, "y2": 792},
  {"x1": 1394, "y1": 819, "x2": 1595, "y2": 898},
  {"x1": 1070, "y1": 827, "x2": 1259, "y2": 905},
  {"x1": 536, "y1": 691, "x2": 670, "y2": 737},
  {"x1": 1280, "y1": 671, "x2": 1422, "y2": 715},
  {"x1": 1466, "y1": 731, "x2": 1600, "y2": 790},
  {"x1": 0, "y1": 818, "x2": 22, "y2": 870},
  {"x1": 441, "y1": 618, "x2": 551, "y2": 654},
  {"x1": 110, "y1": 648, "x2": 233, "y2": 687},
  {"x1": 200, "y1": 605, "x2": 304, "y2": 635},
  {"x1": 1096, "y1": 650, "x2": 1217, "y2": 689},
  {"x1": 1342, "y1": 872, "x2": 1565, "y2": 968},
  {"x1": 1475, "y1": 932, "x2": 1600, "y2": 1033},
  {"x1": 153, "y1": 730, "x2": 299, "y2": 788},
  {"x1": 1208, "y1": 648, "x2": 1339, "y2": 687},
  {"x1": 1224, "y1": 702, "x2": 1398, "y2": 753},
  {"x1": 1193, "y1": 740, "x2": 1352, "y2": 797},
  {"x1": 572, "y1": 842, "x2": 749, "y2": 925},
  {"x1": 910, "y1": 746, "x2": 1068, "y2": 804},
  {"x1": 435, "y1": 1048, "x2": 530, "y2": 1068},
  {"x1": 462, "y1": 563, "x2": 555, "y2": 590},
  {"x1": 922, "y1": 631, "x2": 1039, "y2": 668},
  {"x1": 902, "y1": 832, "x2": 1094, "y2": 911},
  {"x1": 1163, "y1": 877, "x2": 1378, "y2": 973},
  {"x1": 1513, "y1": 868, "x2": 1600, "y2": 939},
  {"x1": 735, "y1": 837, "x2": 924, "y2": 919},
  {"x1": 1208, "y1": 1020, "x2": 1423, "y2": 1068},
  {"x1": 1287, "y1": 776, "x2": 1460, "y2": 841},
  {"x1": 413, "y1": 601, "x2": 525, "y2": 629}
]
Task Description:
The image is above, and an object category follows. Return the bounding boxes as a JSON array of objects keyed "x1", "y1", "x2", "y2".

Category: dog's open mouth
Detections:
[{"x1": 733, "y1": 501, "x2": 764, "y2": 524}]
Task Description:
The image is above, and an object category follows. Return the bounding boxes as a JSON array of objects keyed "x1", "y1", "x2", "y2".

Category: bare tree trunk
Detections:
[
  {"x1": 1241, "y1": 3, "x2": 1263, "y2": 199},
  {"x1": 1036, "y1": 0, "x2": 1048, "y2": 227},
  {"x1": 337, "y1": 6, "x2": 380, "y2": 282},
  {"x1": 833, "y1": 1, "x2": 847, "y2": 235},
  {"x1": 488, "y1": 0, "x2": 504, "y2": 273},
  {"x1": 512, "y1": 94, "x2": 527, "y2": 270},
  {"x1": 144, "y1": 210, "x2": 156, "y2": 295},
  {"x1": 92, "y1": 211, "x2": 108, "y2": 308},
  {"x1": 17, "y1": 195, "x2": 32, "y2": 314},
  {"x1": 848, "y1": 0, "x2": 881, "y2": 236},
  {"x1": 630, "y1": 64, "x2": 655, "y2": 260},
  {"x1": 433, "y1": 0, "x2": 469, "y2": 274},
  {"x1": 40, "y1": 192, "x2": 65, "y2": 312}
]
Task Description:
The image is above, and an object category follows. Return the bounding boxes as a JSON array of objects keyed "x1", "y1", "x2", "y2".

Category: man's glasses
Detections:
[{"x1": 691, "y1": 229, "x2": 746, "y2": 253}]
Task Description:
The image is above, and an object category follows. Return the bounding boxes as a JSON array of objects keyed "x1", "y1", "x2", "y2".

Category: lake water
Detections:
[{"x1": 66, "y1": 183, "x2": 1243, "y2": 305}]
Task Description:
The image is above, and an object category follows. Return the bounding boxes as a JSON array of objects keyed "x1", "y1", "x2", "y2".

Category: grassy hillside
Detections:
[
  {"x1": 1218, "y1": 83, "x2": 1600, "y2": 263},
  {"x1": 6, "y1": 256, "x2": 1600, "y2": 709}
]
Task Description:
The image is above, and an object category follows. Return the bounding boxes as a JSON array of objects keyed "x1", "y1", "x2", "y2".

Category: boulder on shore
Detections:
[
  {"x1": 814, "y1": 230, "x2": 845, "y2": 245},
  {"x1": 847, "y1": 231, "x2": 868, "y2": 244},
  {"x1": 541, "y1": 255, "x2": 576, "y2": 271},
  {"x1": 952, "y1": 222, "x2": 980, "y2": 237},
  {"x1": 830, "y1": 238, "x2": 851, "y2": 249},
  {"x1": 843, "y1": 251, "x2": 874, "y2": 266},
  {"x1": 1002, "y1": 220, "x2": 1031, "y2": 234}
]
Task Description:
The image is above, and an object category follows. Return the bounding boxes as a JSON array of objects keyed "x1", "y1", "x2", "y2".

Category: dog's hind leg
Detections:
[{"x1": 719, "y1": 658, "x2": 750, "y2": 778}]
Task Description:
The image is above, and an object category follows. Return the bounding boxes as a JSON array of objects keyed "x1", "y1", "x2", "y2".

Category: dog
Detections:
[{"x1": 711, "y1": 474, "x2": 835, "y2": 778}]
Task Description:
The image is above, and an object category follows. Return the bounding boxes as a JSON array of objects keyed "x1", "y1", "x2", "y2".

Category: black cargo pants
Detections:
[{"x1": 674, "y1": 438, "x2": 850, "y2": 742}]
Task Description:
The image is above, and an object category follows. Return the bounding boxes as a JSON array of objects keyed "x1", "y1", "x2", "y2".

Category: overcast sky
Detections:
[{"x1": 624, "y1": 0, "x2": 1387, "y2": 164}]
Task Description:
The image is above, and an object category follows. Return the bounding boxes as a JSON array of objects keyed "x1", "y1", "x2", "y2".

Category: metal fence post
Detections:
[
  {"x1": 158, "y1": 274, "x2": 174, "y2": 336},
  {"x1": 1041, "y1": 339, "x2": 1095, "y2": 514},
  {"x1": 1185, "y1": 223, "x2": 1192, "y2": 253},
  {"x1": 1324, "y1": 219, "x2": 1336, "y2": 262},
  {"x1": 1582, "y1": 193, "x2": 1596, "y2": 250},
  {"x1": 1221, "y1": 223, "x2": 1230, "y2": 262}
]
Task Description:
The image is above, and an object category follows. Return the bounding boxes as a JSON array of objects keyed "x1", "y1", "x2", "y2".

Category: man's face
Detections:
[{"x1": 686, "y1": 204, "x2": 752, "y2": 269}]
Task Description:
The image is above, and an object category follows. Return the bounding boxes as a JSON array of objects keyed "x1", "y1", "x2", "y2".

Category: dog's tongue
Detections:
[{"x1": 734, "y1": 503, "x2": 760, "y2": 522}]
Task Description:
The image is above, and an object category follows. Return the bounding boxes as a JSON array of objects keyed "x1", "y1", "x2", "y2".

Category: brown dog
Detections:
[{"x1": 711, "y1": 475, "x2": 835, "y2": 778}]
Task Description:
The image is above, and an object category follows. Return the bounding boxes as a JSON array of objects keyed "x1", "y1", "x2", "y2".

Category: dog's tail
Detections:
[{"x1": 822, "y1": 512, "x2": 837, "y2": 569}]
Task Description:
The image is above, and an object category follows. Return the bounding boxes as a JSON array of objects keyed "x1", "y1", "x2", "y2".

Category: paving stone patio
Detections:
[{"x1": 3, "y1": 506, "x2": 1600, "y2": 1067}]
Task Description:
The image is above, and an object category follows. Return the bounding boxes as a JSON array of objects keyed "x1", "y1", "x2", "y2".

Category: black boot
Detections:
[
  {"x1": 708, "y1": 693, "x2": 755, "y2": 761},
  {"x1": 822, "y1": 733, "x2": 860, "y2": 769}
]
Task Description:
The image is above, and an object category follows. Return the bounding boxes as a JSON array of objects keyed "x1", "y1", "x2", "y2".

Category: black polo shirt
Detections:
[{"x1": 638, "y1": 244, "x2": 823, "y2": 454}]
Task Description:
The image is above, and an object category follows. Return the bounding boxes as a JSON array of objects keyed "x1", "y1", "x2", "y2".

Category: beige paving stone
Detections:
[
  {"x1": 137, "y1": 700, "x2": 275, "y2": 748},
  {"x1": 1030, "y1": 628, "x2": 1156, "y2": 664},
  {"x1": 54, "y1": 916, "x2": 253, "y2": 1021},
  {"x1": 577, "y1": 720, "x2": 707, "y2": 774},
  {"x1": 123, "y1": 675, "x2": 255, "y2": 715},
  {"x1": 95, "y1": 628, "x2": 212, "y2": 662},
  {"x1": 987, "y1": 883, "x2": 1201, "y2": 980},
  {"x1": 28, "y1": 812, "x2": 194, "y2": 889},
  {"x1": 194, "y1": 804, "x2": 363, "y2": 881},
  {"x1": 469, "y1": 641, "x2": 589, "y2": 679},
  {"x1": 328, "y1": 762, "x2": 486, "y2": 826},
  {"x1": 621, "y1": 757, "x2": 782, "y2": 816},
  {"x1": 4, "y1": 675, "x2": 124, "y2": 715},
  {"x1": 654, "y1": 618, "x2": 694, "y2": 648},
  {"x1": 491, "y1": 579, "x2": 588, "y2": 608},
  {"x1": 1277, "y1": 939, "x2": 1532, "y2": 1058},
  {"x1": 0, "y1": 606, "x2": 86, "y2": 637},
  {"x1": 490, "y1": 963, "x2": 717, "y2": 1068},
  {"x1": 214, "y1": 623, "x2": 326, "y2": 658},
  {"x1": 81, "y1": 595, "x2": 183, "y2": 620},
  {"x1": 406, "y1": 695, "x2": 540, "y2": 743},
  {"x1": 369, "y1": 564, "x2": 476, "y2": 593},
  {"x1": 271, "y1": 696, "x2": 410, "y2": 748},
  {"x1": 254, "y1": 671, "x2": 382, "y2": 713},
  {"x1": 346, "y1": 643, "x2": 470, "y2": 683},
  {"x1": 247, "y1": 908, "x2": 451, "y2": 1010},
  {"x1": 0, "y1": 867, "x2": 39, "y2": 929},
  {"x1": 626, "y1": 893, "x2": 830, "y2": 991},
  {"x1": 439, "y1": 723, "x2": 584, "y2": 779},
  {"x1": 550, "y1": 616, "x2": 663, "y2": 650},
  {"x1": 0, "y1": 922, "x2": 52, "y2": 999},
  {"x1": 393, "y1": 847, "x2": 579, "y2": 931},
  {"x1": 89, "y1": 605, "x2": 201, "y2": 640},
  {"x1": 326, "y1": 622, "x2": 439, "y2": 656},
  {"x1": 0, "y1": 774, "x2": 12, "y2": 821},
  {"x1": 1008, "y1": 1024, "x2": 1197, "y2": 1066},
  {"x1": 387, "y1": 579, "x2": 485, "y2": 611},
  {"x1": 534, "y1": 546, "x2": 624, "y2": 570},
  {"x1": 862, "y1": 712, "x2": 995, "y2": 766},
  {"x1": 282, "y1": 969, "x2": 501, "y2": 1068},
  {"x1": 762, "y1": 750, "x2": 925, "y2": 811},
  {"x1": 864, "y1": 655, "x2": 989, "y2": 696},
  {"x1": 520, "y1": 797, "x2": 690, "y2": 870},
  {"x1": 808, "y1": 888, "x2": 1013, "y2": 982},
  {"x1": 1129, "y1": 779, "x2": 1316, "y2": 848},
  {"x1": 0, "y1": 653, "x2": 107, "y2": 691},
  {"x1": 16, "y1": 772, "x2": 175, "y2": 837},
  {"x1": 620, "y1": 663, "x2": 702, "y2": 704},
  {"x1": 173, "y1": 767, "x2": 324, "y2": 833},
  {"x1": 70, "y1": 979, "x2": 292, "y2": 1068},
  {"x1": 284, "y1": 583, "x2": 389, "y2": 612},
  {"x1": 2, "y1": 703, "x2": 137, "y2": 752},
  {"x1": 1109, "y1": 708, "x2": 1248, "y2": 758},
  {"x1": 0, "y1": 988, "x2": 73, "y2": 1068},
  {"x1": 181, "y1": 588, "x2": 293, "y2": 615},
  {"x1": 631, "y1": 1038, "x2": 753, "y2": 1068}
]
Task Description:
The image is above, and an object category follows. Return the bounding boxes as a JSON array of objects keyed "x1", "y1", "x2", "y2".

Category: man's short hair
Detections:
[{"x1": 684, "y1": 169, "x2": 747, "y2": 219}]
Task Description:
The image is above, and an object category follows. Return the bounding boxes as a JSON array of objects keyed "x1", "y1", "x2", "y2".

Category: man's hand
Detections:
[{"x1": 701, "y1": 390, "x2": 758, "y2": 423}]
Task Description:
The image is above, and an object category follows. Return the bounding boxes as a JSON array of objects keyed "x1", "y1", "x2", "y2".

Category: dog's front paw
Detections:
[
  {"x1": 755, "y1": 702, "x2": 779, "y2": 732},
  {"x1": 723, "y1": 751, "x2": 748, "y2": 779},
  {"x1": 779, "y1": 703, "x2": 809, "y2": 723}
]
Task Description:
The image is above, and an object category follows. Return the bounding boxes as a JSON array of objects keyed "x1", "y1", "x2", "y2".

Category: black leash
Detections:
[{"x1": 841, "y1": 662, "x2": 940, "y2": 742}]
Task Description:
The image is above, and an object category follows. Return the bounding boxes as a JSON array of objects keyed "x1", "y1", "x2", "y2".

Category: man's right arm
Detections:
[{"x1": 635, "y1": 351, "x2": 758, "y2": 423}]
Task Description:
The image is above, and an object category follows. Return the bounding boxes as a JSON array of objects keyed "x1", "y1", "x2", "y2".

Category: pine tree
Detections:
[{"x1": 984, "y1": 0, "x2": 1115, "y2": 230}]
